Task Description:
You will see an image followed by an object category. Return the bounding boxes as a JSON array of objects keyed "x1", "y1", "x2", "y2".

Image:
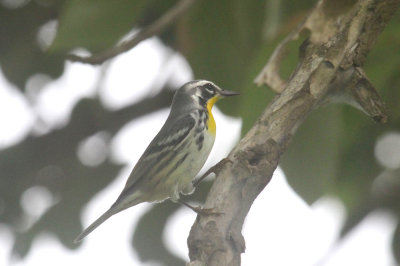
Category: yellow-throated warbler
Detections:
[{"x1": 74, "y1": 80, "x2": 239, "y2": 242}]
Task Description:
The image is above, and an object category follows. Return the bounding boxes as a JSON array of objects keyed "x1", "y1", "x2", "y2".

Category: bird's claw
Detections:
[{"x1": 190, "y1": 206, "x2": 223, "y2": 216}]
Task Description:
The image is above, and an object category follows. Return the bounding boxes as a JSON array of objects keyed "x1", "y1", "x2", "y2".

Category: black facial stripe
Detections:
[
  {"x1": 198, "y1": 96, "x2": 207, "y2": 107},
  {"x1": 201, "y1": 90, "x2": 213, "y2": 100}
]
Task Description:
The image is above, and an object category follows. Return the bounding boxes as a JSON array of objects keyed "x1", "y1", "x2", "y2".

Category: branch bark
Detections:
[{"x1": 187, "y1": 0, "x2": 399, "y2": 265}]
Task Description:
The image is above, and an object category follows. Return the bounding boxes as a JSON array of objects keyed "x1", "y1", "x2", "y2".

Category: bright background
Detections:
[{"x1": 0, "y1": 37, "x2": 397, "y2": 266}]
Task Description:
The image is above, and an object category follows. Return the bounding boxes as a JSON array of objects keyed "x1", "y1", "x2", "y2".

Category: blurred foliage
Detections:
[
  {"x1": 50, "y1": 0, "x2": 149, "y2": 52},
  {"x1": 0, "y1": 0, "x2": 399, "y2": 265},
  {"x1": 0, "y1": 0, "x2": 64, "y2": 89}
]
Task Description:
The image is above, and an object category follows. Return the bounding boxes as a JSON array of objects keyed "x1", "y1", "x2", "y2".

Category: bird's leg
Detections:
[
  {"x1": 192, "y1": 158, "x2": 233, "y2": 188},
  {"x1": 179, "y1": 158, "x2": 232, "y2": 215},
  {"x1": 177, "y1": 199, "x2": 223, "y2": 215}
]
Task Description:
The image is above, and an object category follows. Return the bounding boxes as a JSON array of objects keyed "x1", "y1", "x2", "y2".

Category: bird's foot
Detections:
[{"x1": 178, "y1": 200, "x2": 223, "y2": 215}]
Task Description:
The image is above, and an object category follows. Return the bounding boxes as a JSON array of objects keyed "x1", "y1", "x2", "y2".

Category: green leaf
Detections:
[
  {"x1": 236, "y1": 43, "x2": 277, "y2": 135},
  {"x1": 50, "y1": 0, "x2": 149, "y2": 52},
  {"x1": 131, "y1": 202, "x2": 185, "y2": 265},
  {"x1": 132, "y1": 181, "x2": 212, "y2": 265},
  {"x1": 0, "y1": 2, "x2": 64, "y2": 89},
  {"x1": 11, "y1": 159, "x2": 122, "y2": 257},
  {"x1": 177, "y1": 0, "x2": 266, "y2": 116},
  {"x1": 132, "y1": 182, "x2": 212, "y2": 265},
  {"x1": 280, "y1": 105, "x2": 344, "y2": 204}
]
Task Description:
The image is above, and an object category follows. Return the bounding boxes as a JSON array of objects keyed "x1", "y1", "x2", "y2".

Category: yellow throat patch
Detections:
[{"x1": 206, "y1": 96, "x2": 219, "y2": 136}]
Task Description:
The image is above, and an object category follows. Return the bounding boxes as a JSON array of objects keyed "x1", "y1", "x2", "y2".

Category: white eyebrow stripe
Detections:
[{"x1": 186, "y1": 80, "x2": 214, "y2": 89}]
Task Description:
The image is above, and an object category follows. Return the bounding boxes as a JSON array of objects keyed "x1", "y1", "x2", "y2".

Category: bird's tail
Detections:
[{"x1": 74, "y1": 207, "x2": 117, "y2": 243}]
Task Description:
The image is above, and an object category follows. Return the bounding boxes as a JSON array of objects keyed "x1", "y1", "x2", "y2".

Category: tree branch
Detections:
[
  {"x1": 67, "y1": 0, "x2": 198, "y2": 65},
  {"x1": 188, "y1": 0, "x2": 399, "y2": 265}
]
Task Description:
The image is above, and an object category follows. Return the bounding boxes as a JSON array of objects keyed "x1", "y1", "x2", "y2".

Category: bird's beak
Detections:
[{"x1": 219, "y1": 90, "x2": 240, "y2": 97}]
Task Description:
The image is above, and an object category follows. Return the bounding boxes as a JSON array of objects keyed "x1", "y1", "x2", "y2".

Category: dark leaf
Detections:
[
  {"x1": 132, "y1": 181, "x2": 212, "y2": 265},
  {"x1": 280, "y1": 105, "x2": 344, "y2": 204},
  {"x1": 50, "y1": 0, "x2": 150, "y2": 52},
  {"x1": 176, "y1": 0, "x2": 266, "y2": 116},
  {"x1": 132, "y1": 202, "x2": 185, "y2": 266},
  {"x1": 0, "y1": 1, "x2": 64, "y2": 89},
  {"x1": 11, "y1": 159, "x2": 122, "y2": 257}
]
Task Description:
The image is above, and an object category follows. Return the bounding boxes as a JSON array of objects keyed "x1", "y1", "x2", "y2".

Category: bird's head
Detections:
[{"x1": 172, "y1": 80, "x2": 239, "y2": 113}]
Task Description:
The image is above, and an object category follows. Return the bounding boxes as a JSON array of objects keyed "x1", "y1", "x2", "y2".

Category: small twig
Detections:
[
  {"x1": 67, "y1": 0, "x2": 197, "y2": 65},
  {"x1": 351, "y1": 67, "x2": 387, "y2": 123},
  {"x1": 254, "y1": 13, "x2": 309, "y2": 92},
  {"x1": 321, "y1": 65, "x2": 388, "y2": 123}
]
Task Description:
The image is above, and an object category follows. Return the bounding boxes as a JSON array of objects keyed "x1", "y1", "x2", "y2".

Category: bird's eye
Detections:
[{"x1": 204, "y1": 85, "x2": 215, "y2": 94}]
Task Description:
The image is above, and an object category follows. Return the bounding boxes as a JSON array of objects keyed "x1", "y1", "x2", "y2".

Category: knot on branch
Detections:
[{"x1": 234, "y1": 139, "x2": 280, "y2": 180}]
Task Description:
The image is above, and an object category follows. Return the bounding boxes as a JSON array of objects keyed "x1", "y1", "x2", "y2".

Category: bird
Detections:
[{"x1": 74, "y1": 80, "x2": 239, "y2": 243}]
